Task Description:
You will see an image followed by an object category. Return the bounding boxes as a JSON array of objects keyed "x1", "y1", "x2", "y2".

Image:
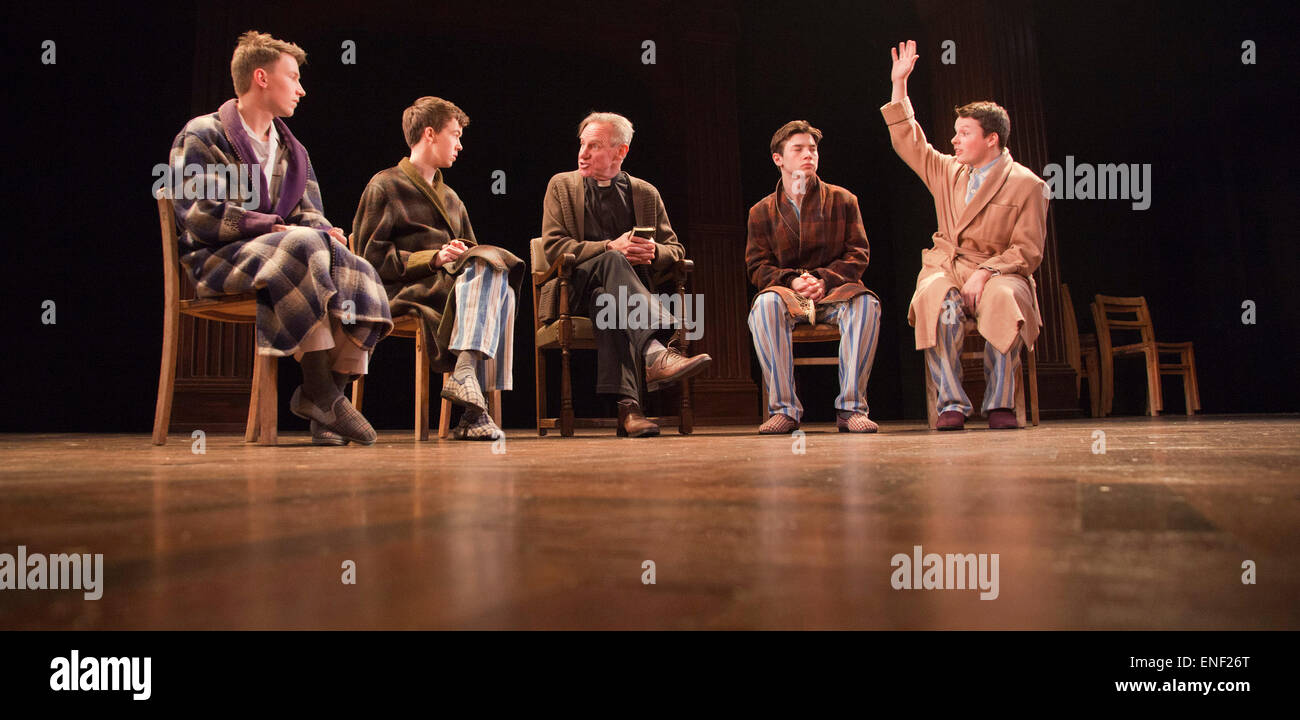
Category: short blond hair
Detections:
[{"x1": 231, "y1": 31, "x2": 307, "y2": 95}]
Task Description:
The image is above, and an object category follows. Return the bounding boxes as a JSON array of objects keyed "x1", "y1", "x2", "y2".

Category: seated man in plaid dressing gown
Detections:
[{"x1": 168, "y1": 31, "x2": 393, "y2": 445}]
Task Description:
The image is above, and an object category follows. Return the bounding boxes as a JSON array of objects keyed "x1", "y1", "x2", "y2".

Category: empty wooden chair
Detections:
[
  {"x1": 1090, "y1": 294, "x2": 1200, "y2": 416},
  {"x1": 1060, "y1": 283, "x2": 1101, "y2": 417}
]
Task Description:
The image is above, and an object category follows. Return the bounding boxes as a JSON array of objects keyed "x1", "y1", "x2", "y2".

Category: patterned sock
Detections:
[{"x1": 442, "y1": 350, "x2": 487, "y2": 412}]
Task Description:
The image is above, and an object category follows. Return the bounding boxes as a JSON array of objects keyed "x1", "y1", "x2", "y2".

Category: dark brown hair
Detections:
[
  {"x1": 403, "y1": 97, "x2": 470, "y2": 148},
  {"x1": 954, "y1": 101, "x2": 1010, "y2": 148},
  {"x1": 770, "y1": 120, "x2": 823, "y2": 155}
]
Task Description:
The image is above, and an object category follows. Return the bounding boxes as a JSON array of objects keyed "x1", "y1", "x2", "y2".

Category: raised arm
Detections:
[{"x1": 881, "y1": 40, "x2": 954, "y2": 191}]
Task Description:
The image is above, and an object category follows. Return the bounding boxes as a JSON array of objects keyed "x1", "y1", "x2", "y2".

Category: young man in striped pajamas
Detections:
[
  {"x1": 352, "y1": 97, "x2": 524, "y2": 440},
  {"x1": 881, "y1": 40, "x2": 1048, "y2": 430},
  {"x1": 745, "y1": 121, "x2": 882, "y2": 435}
]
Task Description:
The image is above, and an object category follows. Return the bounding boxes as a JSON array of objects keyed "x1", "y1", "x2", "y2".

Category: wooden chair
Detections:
[
  {"x1": 922, "y1": 318, "x2": 1039, "y2": 429},
  {"x1": 153, "y1": 194, "x2": 278, "y2": 445},
  {"x1": 1060, "y1": 283, "x2": 1101, "y2": 417},
  {"x1": 756, "y1": 322, "x2": 843, "y2": 417},
  {"x1": 1090, "y1": 294, "x2": 1200, "y2": 416},
  {"x1": 530, "y1": 239, "x2": 694, "y2": 436},
  {"x1": 345, "y1": 241, "x2": 502, "y2": 441}
]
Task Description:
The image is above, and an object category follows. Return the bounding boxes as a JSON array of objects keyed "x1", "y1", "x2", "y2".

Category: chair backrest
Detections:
[
  {"x1": 1060, "y1": 283, "x2": 1082, "y2": 375},
  {"x1": 157, "y1": 194, "x2": 182, "y2": 314},
  {"x1": 529, "y1": 237, "x2": 548, "y2": 273},
  {"x1": 1092, "y1": 294, "x2": 1156, "y2": 350},
  {"x1": 529, "y1": 237, "x2": 547, "y2": 329}
]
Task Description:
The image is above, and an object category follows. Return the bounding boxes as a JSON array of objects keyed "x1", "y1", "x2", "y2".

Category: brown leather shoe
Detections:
[
  {"x1": 666, "y1": 327, "x2": 688, "y2": 352},
  {"x1": 617, "y1": 401, "x2": 660, "y2": 437},
  {"x1": 645, "y1": 347, "x2": 712, "y2": 392},
  {"x1": 935, "y1": 410, "x2": 966, "y2": 431},
  {"x1": 987, "y1": 408, "x2": 1019, "y2": 429},
  {"x1": 837, "y1": 411, "x2": 878, "y2": 433},
  {"x1": 758, "y1": 413, "x2": 800, "y2": 434}
]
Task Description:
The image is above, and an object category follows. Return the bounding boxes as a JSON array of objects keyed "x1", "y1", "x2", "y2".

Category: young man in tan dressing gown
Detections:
[{"x1": 881, "y1": 40, "x2": 1049, "y2": 430}]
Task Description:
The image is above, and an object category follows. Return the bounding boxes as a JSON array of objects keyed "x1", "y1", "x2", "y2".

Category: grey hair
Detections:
[{"x1": 578, "y1": 112, "x2": 634, "y2": 147}]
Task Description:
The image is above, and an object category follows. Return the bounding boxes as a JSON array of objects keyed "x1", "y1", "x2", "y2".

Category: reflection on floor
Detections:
[{"x1": 0, "y1": 415, "x2": 1296, "y2": 629}]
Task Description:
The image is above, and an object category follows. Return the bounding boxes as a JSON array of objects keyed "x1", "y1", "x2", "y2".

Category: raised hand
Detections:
[{"x1": 890, "y1": 40, "x2": 919, "y2": 83}]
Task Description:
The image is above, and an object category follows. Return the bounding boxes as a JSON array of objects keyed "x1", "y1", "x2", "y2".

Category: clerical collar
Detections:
[{"x1": 585, "y1": 172, "x2": 626, "y2": 190}]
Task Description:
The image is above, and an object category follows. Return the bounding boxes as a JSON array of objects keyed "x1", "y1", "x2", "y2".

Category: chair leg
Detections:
[
  {"x1": 351, "y1": 374, "x2": 365, "y2": 412},
  {"x1": 535, "y1": 350, "x2": 547, "y2": 436},
  {"x1": 1084, "y1": 352, "x2": 1102, "y2": 418},
  {"x1": 1185, "y1": 346, "x2": 1201, "y2": 413},
  {"x1": 438, "y1": 374, "x2": 452, "y2": 440},
  {"x1": 245, "y1": 349, "x2": 262, "y2": 443},
  {"x1": 1014, "y1": 375, "x2": 1027, "y2": 428},
  {"x1": 491, "y1": 390, "x2": 503, "y2": 429},
  {"x1": 1144, "y1": 345, "x2": 1162, "y2": 416},
  {"x1": 1027, "y1": 346, "x2": 1040, "y2": 426},
  {"x1": 254, "y1": 354, "x2": 277, "y2": 445},
  {"x1": 678, "y1": 378, "x2": 694, "y2": 434},
  {"x1": 1099, "y1": 352, "x2": 1114, "y2": 417},
  {"x1": 414, "y1": 330, "x2": 430, "y2": 441},
  {"x1": 560, "y1": 344, "x2": 574, "y2": 437},
  {"x1": 152, "y1": 306, "x2": 180, "y2": 446}
]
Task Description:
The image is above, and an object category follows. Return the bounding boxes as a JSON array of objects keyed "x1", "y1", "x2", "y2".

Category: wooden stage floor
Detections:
[{"x1": 1, "y1": 415, "x2": 1296, "y2": 629}]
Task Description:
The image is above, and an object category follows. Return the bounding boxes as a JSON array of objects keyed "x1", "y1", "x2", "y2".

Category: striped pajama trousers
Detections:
[
  {"x1": 448, "y1": 259, "x2": 516, "y2": 391},
  {"x1": 926, "y1": 287, "x2": 1022, "y2": 416},
  {"x1": 748, "y1": 292, "x2": 881, "y2": 422}
]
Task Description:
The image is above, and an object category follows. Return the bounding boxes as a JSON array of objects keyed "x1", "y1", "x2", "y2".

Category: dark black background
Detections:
[{"x1": 5, "y1": 0, "x2": 1296, "y2": 431}]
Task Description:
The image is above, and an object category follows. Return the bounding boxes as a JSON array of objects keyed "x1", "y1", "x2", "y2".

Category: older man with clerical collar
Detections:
[
  {"x1": 882, "y1": 40, "x2": 1049, "y2": 430},
  {"x1": 168, "y1": 31, "x2": 392, "y2": 446},
  {"x1": 745, "y1": 120, "x2": 882, "y2": 435},
  {"x1": 352, "y1": 97, "x2": 524, "y2": 440},
  {"x1": 537, "y1": 112, "x2": 712, "y2": 437}
]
